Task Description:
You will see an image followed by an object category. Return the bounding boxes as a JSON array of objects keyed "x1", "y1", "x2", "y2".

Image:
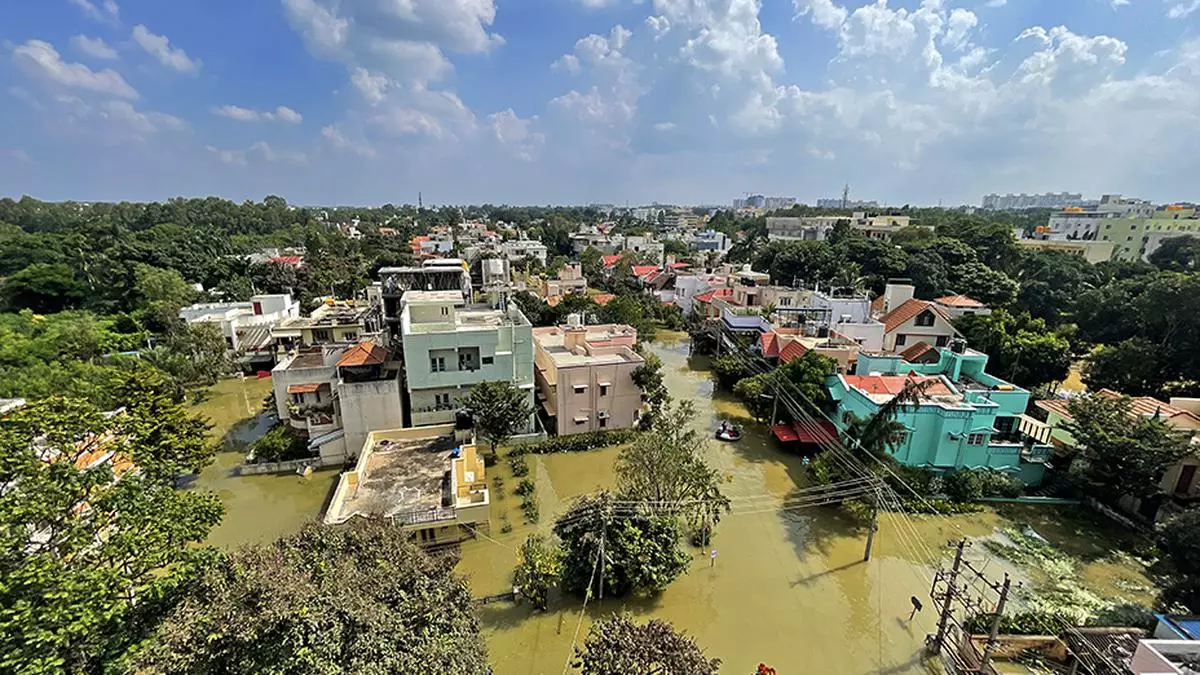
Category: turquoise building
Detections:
[{"x1": 826, "y1": 347, "x2": 1052, "y2": 484}]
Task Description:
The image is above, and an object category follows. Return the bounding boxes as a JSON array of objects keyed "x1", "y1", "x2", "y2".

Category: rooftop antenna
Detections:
[
  {"x1": 842, "y1": 183, "x2": 850, "y2": 209},
  {"x1": 418, "y1": 191, "x2": 423, "y2": 209}
]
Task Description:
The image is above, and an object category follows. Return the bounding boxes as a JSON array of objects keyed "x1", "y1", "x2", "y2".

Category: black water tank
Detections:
[{"x1": 455, "y1": 408, "x2": 474, "y2": 430}]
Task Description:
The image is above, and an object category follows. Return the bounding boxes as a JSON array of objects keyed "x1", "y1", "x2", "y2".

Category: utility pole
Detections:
[
  {"x1": 979, "y1": 573, "x2": 1012, "y2": 670},
  {"x1": 930, "y1": 539, "x2": 967, "y2": 654},
  {"x1": 862, "y1": 493, "x2": 879, "y2": 562}
]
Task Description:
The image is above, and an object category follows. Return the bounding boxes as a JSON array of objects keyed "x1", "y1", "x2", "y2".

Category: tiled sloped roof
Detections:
[
  {"x1": 880, "y1": 298, "x2": 958, "y2": 334},
  {"x1": 631, "y1": 265, "x2": 660, "y2": 278},
  {"x1": 336, "y1": 341, "x2": 388, "y2": 367},
  {"x1": 779, "y1": 339, "x2": 808, "y2": 363},
  {"x1": 899, "y1": 341, "x2": 937, "y2": 363},
  {"x1": 935, "y1": 294, "x2": 985, "y2": 308},
  {"x1": 1038, "y1": 389, "x2": 1200, "y2": 426},
  {"x1": 601, "y1": 255, "x2": 622, "y2": 267},
  {"x1": 760, "y1": 332, "x2": 780, "y2": 358},
  {"x1": 843, "y1": 373, "x2": 954, "y2": 398}
]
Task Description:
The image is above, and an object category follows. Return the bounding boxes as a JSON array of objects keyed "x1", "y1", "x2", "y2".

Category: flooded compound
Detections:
[
  {"x1": 460, "y1": 334, "x2": 980, "y2": 674},
  {"x1": 186, "y1": 375, "x2": 338, "y2": 549}
]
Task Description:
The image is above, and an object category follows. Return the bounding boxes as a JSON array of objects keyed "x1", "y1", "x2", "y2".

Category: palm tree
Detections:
[{"x1": 844, "y1": 377, "x2": 936, "y2": 461}]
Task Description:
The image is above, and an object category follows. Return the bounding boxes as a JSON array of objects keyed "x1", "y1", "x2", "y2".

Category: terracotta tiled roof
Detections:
[
  {"x1": 336, "y1": 341, "x2": 388, "y2": 367},
  {"x1": 760, "y1": 332, "x2": 780, "y2": 358},
  {"x1": 268, "y1": 255, "x2": 303, "y2": 265},
  {"x1": 1037, "y1": 389, "x2": 1200, "y2": 426},
  {"x1": 591, "y1": 293, "x2": 615, "y2": 306},
  {"x1": 668, "y1": 262, "x2": 690, "y2": 269},
  {"x1": 546, "y1": 296, "x2": 562, "y2": 307},
  {"x1": 601, "y1": 255, "x2": 622, "y2": 267},
  {"x1": 844, "y1": 373, "x2": 954, "y2": 399},
  {"x1": 631, "y1": 265, "x2": 659, "y2": 278},
  {"x1": 870, "y1": 295, "x2": 886, "y2": 314},
  {"x1": 879, "y1": 298, "x2": 957, "y2": 334},
  {"x1": 694, "y1": 288, "x2": 733, "y2": 304},
  {"x1": 779, "y1": 339, "x2": 808, "y2": 363},
  {"x1": 935, "y1": 294, "x2": 985, "y2": 308},
  {"x1": 287, "y1": 383, "x2": 323, "y2": 394},
  {"x1": 899, "y1": 341, "x2": 937, "y2": 363}
]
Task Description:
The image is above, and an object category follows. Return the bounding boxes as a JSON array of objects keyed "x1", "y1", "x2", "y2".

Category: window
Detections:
[
  {"x1": 915, "y1": 311, "x2": 935, "y2": 327},
  {"x1": 967, "y1": 433, "x2": 986, "y2": 446},
  {"x1": 341, "y1": 332, "x2": 357, "y2": 342},
  {"x1": 779, "y1": 296, "x2": 791, "y2": 306},
  {"x1": 291, "y1": 393, "x2": 303, "y2": 404},
  {"x1": 599, "y1": 417, "x2": 608, "y2": 429},
  {"x1": 1131, "y1": 224, "x2": 1137, "y2": 230},
  {"x1": 252, "y1": 301, "x2": 263, "y2": 315},
  {"x1": 435, "y1": 393, "x2": 452, "y2": 408},
  {"x1": 482, "y1": 356, "x2": 494, "y2": 365},
  {"x1": 311, "y1": 329, "x2": 332, "y2": 342},
  {"x1": 599, "y1": 385, "x2": 609, "y2": 396},
  {"x1": 895, "y1": 334, "x2": 907, "y2": 346},
  {"x1": 430, "y1": 356, "x2": 445, "y2": 372},
  {"x1": 440, "y1": 306, "x2": 449, "y2": 316},
  {"x1": 573, "y1": 383, "x2": 587, "y2": 394},
  {"x1": 936, "y1": 335, "x2": 950, "y2": 347}
]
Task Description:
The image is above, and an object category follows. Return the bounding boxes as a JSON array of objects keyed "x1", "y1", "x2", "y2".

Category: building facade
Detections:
[
  {"x1": 1096, "y1": 205, "x2": 1200, "y2": 260},
  {"x1": 981, "y1": 192, "x2": 1084, "y2": 210},
  {"x1": 827, "y1": 347, "x2": 1052, "y2": 484},
  {"x1": 398, "y1": 290, "x2": 535, "y2": 428},
  {"x1": 532, "y1": 318, "x2": 645, "y2": 436}
]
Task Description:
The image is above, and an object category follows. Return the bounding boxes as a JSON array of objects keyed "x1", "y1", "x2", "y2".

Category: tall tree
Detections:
[
  {"x1": 135, "y1": 520, "x2": 489, "y2": 674},
  {"x1": 1, "y1": 262, "x2": 86, "y2": 313},
  {"x1": 0, "y1": 397, "x2": 223, "y2": 674},
  {"x1": 955, "y1": 310, "x2": 1072, "y2": 390},
  {"x1": 1063, "y1": 395, "x2": 1192, "y2": 503},
  {"x1": 572, "y1": 614, "x2": 720, "y2": 675},
  {"x1": 513, "y1": 533, "x2": 564, "y2": 611},
  {"x1": 1149, "y1": 236, "x2": 1200, "y2": 272},
  {"x1": 1158, "y1": 509, "x2": 1200, "y2": 611},
  {"x1": 461, "y1": 380, "x2": 534, "y2": 456}
]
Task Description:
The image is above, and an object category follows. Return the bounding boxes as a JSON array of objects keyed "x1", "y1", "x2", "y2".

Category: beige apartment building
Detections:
[
  {"x1": 542, "y1": 262, "x2": 589, "y2": 301},
  {"x1": 532, "y1": 317, "x2": 645, "y2": 436}
]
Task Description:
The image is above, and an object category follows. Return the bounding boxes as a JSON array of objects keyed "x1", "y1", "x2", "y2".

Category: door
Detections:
[{"x1": 1175, "y1": 464, "x2": 1197, "y2": 495}]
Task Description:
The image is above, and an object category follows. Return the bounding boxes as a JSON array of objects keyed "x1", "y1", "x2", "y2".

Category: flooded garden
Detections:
[{"x1": 187, "y1": 335, "x2": 1159, "y2": 673}]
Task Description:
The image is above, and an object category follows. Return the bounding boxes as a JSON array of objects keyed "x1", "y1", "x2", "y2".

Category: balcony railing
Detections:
[{"x1": 391, "y1": 506, "x2": 456, "y2": 526}]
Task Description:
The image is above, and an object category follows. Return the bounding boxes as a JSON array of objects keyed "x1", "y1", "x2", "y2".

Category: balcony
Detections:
[{"x1": 391, "y1": 506, "x2": 457, "y2": 527}]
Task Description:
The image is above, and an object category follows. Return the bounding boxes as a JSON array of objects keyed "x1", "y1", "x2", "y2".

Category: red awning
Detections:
[
  {"x1": 772, "y1": 424, "x2": 800, "y2": 442},
  {"x1": 772, "y1": 421, "x2": 839, "y2": 444}
]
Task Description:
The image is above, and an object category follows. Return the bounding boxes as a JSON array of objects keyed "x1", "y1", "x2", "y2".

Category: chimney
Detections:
[{"x1": 883, "y1": 279, "x2": 915, "y2": 314}]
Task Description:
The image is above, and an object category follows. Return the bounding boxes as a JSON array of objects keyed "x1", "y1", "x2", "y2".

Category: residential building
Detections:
[
  {"x1": 874, "y1": 281, "x2": 960, "y2": 352},
  {"x1": 981, "y1": 192, "x2": 1085, "y2": 210},
  {"x1": 178, "y1": 294, "x2": 300, "y2": 367},
  {"x1": 1035, "y1": 390, "x2": 1200, "y2": 520},
  {"x1": 1037, "y1": 194, "x2": 1155, "y2": 241},
  {"x1": 674, "y1": 272, "x2": 728, "y2": 316},
  {"x1": 500, "y1": 238, "x2": 549, "y2": 265},
  {"x1": 792, "y1": 287, "x2": 885, "y2": 352},
  {"x1": 324, "y1": 428, "x2": 489, "y2": 547},
  {"x1": 271, "y1": 299, "x2": 380, "y2": 351},
  {"x1": 1016, "y1": 237, "x2": 1117, "y2": 263},
  {"x1": 270, "y1": 340, "x2": 403, "y2": 464},
  {"x1": 619, "y1": 234, "x2": 665, "y2": 260},
  {"x1": 816, "y1": 197, "x2": 879, "y2": 209},
  {"x1": 932, "y1": 295, "x2": 991, "y2": 318},
  {"x1": 767, "y1": 213, "x2": 918, "y2": 242},
  {"x1": 692, "y1": 229, "x2": 731, "y2": 253},
  {"x1": 532, "y1": 317, "x2": 645, "y2": 436},
  {"x1": 542, "y1": 262, "x2": 588, "y2": 301},
  {"x1": 398, "y1": 290, "x2": 535, "y2": 428},
  {"x1": 379, "y1": 261, "x2": 472, "y2": 342},
  {"x1": 827, "y1": 346, "x2": 1053, "y2": 484},
  {"x1": 1096, "y1": 205, "x2": 1200, "y2": 260},
  {"x1": 410, "y1": 233, "x2": 454, "y2": 259}
]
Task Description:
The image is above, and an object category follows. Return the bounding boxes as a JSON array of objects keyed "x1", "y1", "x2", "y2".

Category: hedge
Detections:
[{"x1": 508, "y1": 428, "x2": 640, "y2": 457}]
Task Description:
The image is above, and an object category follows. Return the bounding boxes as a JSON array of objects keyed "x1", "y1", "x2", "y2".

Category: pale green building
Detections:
[{"x1": 1097, "y1": 206, "x2": 1200, "y2": 260}]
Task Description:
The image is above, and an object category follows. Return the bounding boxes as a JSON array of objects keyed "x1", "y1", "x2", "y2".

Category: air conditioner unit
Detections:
[{"x1": 597, "y1": 410, "x2": 610, "y2": 419}]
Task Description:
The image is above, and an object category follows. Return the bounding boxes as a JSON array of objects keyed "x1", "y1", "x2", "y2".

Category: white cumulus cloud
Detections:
[
  {"x1": 213, "y1": 105, "x2": 303, "y2": 123},
  {"x1": 13, "y1": 40, "x2": 138, "y2": 99},
  {"x1": 132, "y1": 25, "x2": 202, "y2": 74},
  {"x1": 70, "y1": 35, "x2": 119, "y2": 60}
]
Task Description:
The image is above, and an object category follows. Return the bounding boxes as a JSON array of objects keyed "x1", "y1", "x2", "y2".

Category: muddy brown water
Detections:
[{"x1": 187, "y1": 338, "x2": 1155, "y2": 673}]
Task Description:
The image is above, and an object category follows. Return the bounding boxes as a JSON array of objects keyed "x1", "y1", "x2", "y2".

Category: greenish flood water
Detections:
[{"x1": 186, "y1": 376, "x2": 339, "y2": 550}]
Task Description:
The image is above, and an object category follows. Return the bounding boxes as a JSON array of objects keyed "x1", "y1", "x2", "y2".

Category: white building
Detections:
[
  {"x1": 767, "y1": 213, "x2": 918, "y2": 242},
  {"x1": 500, "y1": 239, "x2": 549, "y2": 265},
  {"x1": 1040, "y1": 194, "x2": 1156, "y2": 241},
  {"x1": 398, "y1": 290, "x2": 536, "y2": 429},
  {"x1": 692, "y1": 229, "x2": 731, "y2": 253},
  {"x1": 674, "y1": 273, "x2": 728, "y2": 316},
  {"x1": 178, "y1": 294, "x2": 300, "y2": 352},
  {"x1": 981, "y1": 192, "x2": 1085, "y2": 210}
]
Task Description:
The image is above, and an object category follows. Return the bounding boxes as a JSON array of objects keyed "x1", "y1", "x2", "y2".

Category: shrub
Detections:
[
  {"x1": 491, "y1": 475, "x2": 506, "y2": 500},
  {"x1": 510, "y1": 429, "x2": 639, "y2": 457},
  {"x1": 510, "y1": 454, "x2": 529, "y2": 477},
  {"x1": 515, "y1": 478, "x2": 536, "y2": 497},
  {"x1": 944, "y1": 468, "x2": 1024, "y2": 502},
  {"x1": 500, "y1": 515, "x2": 513, "y2": 534},
  {"x1": 247, "y1": 423, "x2": 311, "y2": 463},
  {"x1": 521, "y1": 495, "x2": 540, "y2": 524}
]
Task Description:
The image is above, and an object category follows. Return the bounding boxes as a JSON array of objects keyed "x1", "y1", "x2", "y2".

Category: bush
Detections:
[
  {"x1": 515, "y1": 478, "x2": 536, "y2": 497},
  {"x1": 491, "y1": 475, "x2": 506, "y2": 500},
  {"x1": 521, "y1": 495, "x2": 540, "y2": 524},
  {"x1": 944, "y1": 468, "x2": 1024, "y2": 502},
  {"x1": 510, "y1": 454, "x2": 529, "y2": 477},
  {"x1": 500, "y1": 516, "x2": 513, "y2": 534},
  {"x1": 510, "y1": 429, "x2": 639, "y2": 457},
  {"x1": 247, "y1": 423, "x2": 311, "y2": 463}
]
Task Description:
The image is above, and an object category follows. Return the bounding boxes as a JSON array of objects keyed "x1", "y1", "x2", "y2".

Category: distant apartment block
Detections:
[
  {"x1": 500, "y1": 239, "x2": 549, "y2": 265},
  {"x1": 981, "y1": 192, "x2": 1084, "y2": 210},
  {"x1": 767, "y1": 213, "x2": 917, "y2": 242},
  {"x1": 1016, "y1": 238, "x2": 1117, "y2": 264},
  {"x1": 398, "y1": 290, "x2": 535, "y2": 428},
  {"x1": 815, "y1": 197, "x2": 880, "y2": 209},
  {"x1": 532, "y1": 317, "x2": 645, "y2": 436},
  {"x1": 1094, "y1": 204, "x2": 1200, "y2": 260}
]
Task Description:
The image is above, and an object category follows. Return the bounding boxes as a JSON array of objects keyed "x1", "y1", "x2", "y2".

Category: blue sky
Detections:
[{"x1": 0, "y1": 0, "x2": 1198, "y2": 207}]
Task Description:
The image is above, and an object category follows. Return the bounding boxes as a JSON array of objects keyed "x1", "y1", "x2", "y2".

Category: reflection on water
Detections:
[
  {"x1": 459, "y1": 334, "x2": 968, "y2": 674},
  {"x1": 186, "y1": 376, "x2": 338, "y2": 550}
]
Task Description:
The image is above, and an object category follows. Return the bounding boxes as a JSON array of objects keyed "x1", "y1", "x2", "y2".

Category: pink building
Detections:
[{"x1": 532, "y1": 317, "x2": 645, "y2": 436}]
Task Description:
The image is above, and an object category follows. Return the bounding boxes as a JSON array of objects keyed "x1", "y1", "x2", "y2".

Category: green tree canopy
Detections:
[
  {"x1": 1, "y1": 262, "x2": 86, "y2": 313},
  {"x1": 461, "y1": 380, "x2": 534, "y2": 455},
  {"x1": 1063, "y1": 395, "x2": 1192, "y2": 503},
  {"x1": 955, "y1": 310, "x2": 1072, "y2": 390},
  {"x1": 1149, "y1": 236, "x2": 1200, "y2": 272},
  {"x1": 572, "y1": 614, "x2": 720, "y2": 675},
  {"x1": 0, "y1": 395, "x2": 223, "y2": 673},
  {"x1": 136, "y1": 520, "x2": 489, "y2": 674},
  {"x1": 514, "y1": 533, "x2": 564, "y2": 611}
]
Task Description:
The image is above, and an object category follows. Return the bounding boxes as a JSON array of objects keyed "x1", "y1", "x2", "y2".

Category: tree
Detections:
[
  {"x1": 1082, "y1": 339, "x2": 1168, "y2": 398},
  {"x1": 461, "y1": 380, "x2": 534, "y2": 456},
  {"x1": 1149, "y1": 236, "x2": 1200, "y2": 272},
  {"x1": 0, "y1": 396, "x2": 223, "y2": 673},
  {"x1": 631, "y1": 348, "x2": 668, "y2": 428},
  {"x1": 514, "y1": 534, "x2": 564, "y2": 610},
  {"x1": 134, "y1": 264, "x2": 196, "y2": 331},
  {"x1": 135, "y1": 520, "x2": 489, "y2": 674},
  {"x1": 143, "y1": 322, "x2": 231, "y2": 388},
  {"x1": 615, "y1": 400, "x2": 730, "y2": 536},
  {"x1": 952, "y1": 261, "x2": 1019, "y2": 307},
  {"x1": 1, "y1": 262, "x2": 86, "y2": 313},
  {"x1": 1063, "y1": 395, "x2": 1192, "y2": 503},
  {"x1": 572, "y1": 614, "x2": 720, "y2": 675},
  {"x1": 955, "y1": 310, "x2": 1072, "y2": 391},
  {"x1": 580, "y1": 246, "x2": 603, "y2": 279},
  {"x1": 554, "y1": 492, "x2": 691, "y2": 598},
  {"x1": 1158, "y1": 510, "x2": 1200, "y2": 611}
]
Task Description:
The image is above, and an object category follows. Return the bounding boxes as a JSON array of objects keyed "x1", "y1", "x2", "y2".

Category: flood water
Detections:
[
  {"x1": 186, "y1": 376, "x2": 339, "y2": 549},
  {"x1": 459, "y1": 333, "x2": 1004, "y2": 675}
]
